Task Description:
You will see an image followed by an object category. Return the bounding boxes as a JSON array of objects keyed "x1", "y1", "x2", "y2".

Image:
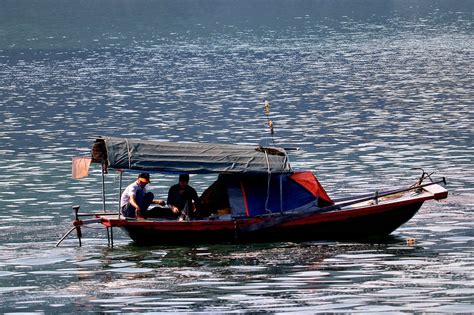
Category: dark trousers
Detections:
[{"x1": 121, "y1": 192, "x2": 154, "y2": 218}]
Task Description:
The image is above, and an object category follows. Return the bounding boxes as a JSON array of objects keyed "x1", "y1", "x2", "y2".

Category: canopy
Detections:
[{"x1": 92, "y1": 137, "x2": 292, "y2": 174}]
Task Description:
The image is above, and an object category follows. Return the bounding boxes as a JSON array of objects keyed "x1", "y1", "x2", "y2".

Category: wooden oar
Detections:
[{"x1": 240, "y1": 178, "x2": 446, "y2": 234}]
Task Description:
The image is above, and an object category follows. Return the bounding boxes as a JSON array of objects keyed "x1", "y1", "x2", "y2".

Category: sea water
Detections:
[{"x1": 0, "y1": 0, "x2": 473, "y2": 312}]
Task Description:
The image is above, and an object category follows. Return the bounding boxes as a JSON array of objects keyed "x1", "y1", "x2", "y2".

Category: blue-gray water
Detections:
[{"x1": 1, "y1": 0, "x2": 473, "y2": 312}]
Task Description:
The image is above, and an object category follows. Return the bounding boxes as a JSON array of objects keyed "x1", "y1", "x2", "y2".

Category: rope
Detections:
[
  {"x1": 264, "y1": 149, "x2": 272, "y2": 213},
  {"x1": 125, "y1": 138, "x2": 131, "y2": 169}
]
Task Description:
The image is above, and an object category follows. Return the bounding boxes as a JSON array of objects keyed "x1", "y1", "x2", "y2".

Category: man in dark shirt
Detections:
[{"x1": 167, "y1": 174, "x2": 200, "y2": 220}]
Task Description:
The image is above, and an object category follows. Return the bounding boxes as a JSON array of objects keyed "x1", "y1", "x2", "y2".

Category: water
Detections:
[{"x1": 1, "y1": 0, "x2": 473, "y2": 312}]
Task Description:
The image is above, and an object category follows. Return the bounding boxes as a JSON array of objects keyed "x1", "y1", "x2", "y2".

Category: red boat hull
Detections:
[
  {"x1": 95, "y1": 183, "x2": 447, "y2": 245},
  {"x1": 100, "y1": 199, "x2": 425, "y2": 245},
  {"x1": 252, "y1": 201, "x2": 424, "y2": 242}
]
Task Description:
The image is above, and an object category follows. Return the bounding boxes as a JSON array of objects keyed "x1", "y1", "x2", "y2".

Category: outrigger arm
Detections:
[{"x1": 55, "y1": 206, "x2": 103, "y2": 247}]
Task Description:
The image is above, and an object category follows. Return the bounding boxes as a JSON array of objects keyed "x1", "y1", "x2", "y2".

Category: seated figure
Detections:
[{"x1": 167, "y1": 174, "x2": 201, "y2": 220}]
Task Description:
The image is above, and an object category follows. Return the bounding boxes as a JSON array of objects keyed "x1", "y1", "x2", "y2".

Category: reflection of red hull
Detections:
[{"x1": 98, "y1": 184, "x2": 447, "y2": 245}]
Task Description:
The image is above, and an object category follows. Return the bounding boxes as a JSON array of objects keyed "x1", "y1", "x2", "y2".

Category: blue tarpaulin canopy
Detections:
[{"x1": 93, "y1": 137, "x2": 292, "y2": 174}]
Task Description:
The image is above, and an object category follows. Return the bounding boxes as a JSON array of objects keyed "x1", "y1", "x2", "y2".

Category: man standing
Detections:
[
  {"x1": 121, "y1": 173, "x2": 165, "y2": 219},
  {"x1": 167, "y1": 174, "x2": 200, "y2": 220}
]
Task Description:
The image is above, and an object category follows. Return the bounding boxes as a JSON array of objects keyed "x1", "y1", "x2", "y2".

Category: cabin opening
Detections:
[{"x1": 197, "y1": 171, "x2": 333, "y2": 218}]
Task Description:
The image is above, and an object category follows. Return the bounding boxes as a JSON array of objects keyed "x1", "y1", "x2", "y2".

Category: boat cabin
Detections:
[{"x1": 85, "y1": 137, "x2": 333, "y2": 220}]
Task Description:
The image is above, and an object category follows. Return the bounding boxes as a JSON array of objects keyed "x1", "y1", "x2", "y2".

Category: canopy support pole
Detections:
[
  {"x1": 101, "y1": 163, "x2": 111, "y2": 247},
  {"x1": 101, "y1": 163, "x2": 106, "y2": 213},
  {"x1": 118, "y1": 171, "x2": 123, "y2": 219}
]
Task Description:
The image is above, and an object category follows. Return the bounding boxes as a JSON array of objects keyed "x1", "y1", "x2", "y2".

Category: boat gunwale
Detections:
[{"x1": 96, "y1": 184, "x2": 446, "y2": 230}]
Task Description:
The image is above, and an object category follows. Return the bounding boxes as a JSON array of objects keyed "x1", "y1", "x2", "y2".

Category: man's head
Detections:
[
  {"x1": 179, "y1": 174, "x2": 189, "y2": 188},
  {"x1": 137, "y1": 173, "x2": 150, "y2": 186}
]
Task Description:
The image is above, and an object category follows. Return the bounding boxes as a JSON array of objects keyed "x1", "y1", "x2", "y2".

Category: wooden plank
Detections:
[{"x1": 423, "y1": 184, "x2": 448, "y2": 200}]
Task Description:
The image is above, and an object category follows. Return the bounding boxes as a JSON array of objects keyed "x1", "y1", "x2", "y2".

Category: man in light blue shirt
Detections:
[{"x1": 121, "y1": 173, "x2": 165, "y2": 218}]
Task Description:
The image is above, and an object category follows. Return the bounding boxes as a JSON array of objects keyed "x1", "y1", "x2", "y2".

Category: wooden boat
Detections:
[{"x1": 57, "y1": 137, "x2": 448, "y2": 247}]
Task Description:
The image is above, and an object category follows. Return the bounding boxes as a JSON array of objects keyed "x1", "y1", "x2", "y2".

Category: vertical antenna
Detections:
[{"x1": 264, "y1": 99, "x2": 275, "y2": 146}]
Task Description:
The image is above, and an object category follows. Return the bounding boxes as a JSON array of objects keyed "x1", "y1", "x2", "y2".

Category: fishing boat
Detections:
[{"x1": 57, "y1": 136, "x2": 448, "y2": 247}]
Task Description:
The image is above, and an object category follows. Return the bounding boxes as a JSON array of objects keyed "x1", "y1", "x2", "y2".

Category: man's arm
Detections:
[
  {"x1": 167, "y1": 186, "x2": 180, "y2": 214},
  {"x1": 152, "y1": 199, "x2": 166, "y2": 206},
  {"x1": 129, "y1": 194, "x2": 142, "y2": 218},
  {"x1": 190, "y1": 186, "x2": 201, "y2": 210}
]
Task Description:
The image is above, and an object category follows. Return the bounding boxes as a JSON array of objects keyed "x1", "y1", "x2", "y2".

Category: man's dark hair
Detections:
[
  {"x1": 179, "y1": 174, "x2": 189, "y2": 182},
  {"x1": 138, "y1": 173, "x2": 150, "y2": 181}
]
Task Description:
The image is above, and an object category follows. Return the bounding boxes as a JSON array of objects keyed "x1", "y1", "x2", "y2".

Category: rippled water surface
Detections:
[{"x1": 0, "y1": 0, "x2": 473, "y2": 313}]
